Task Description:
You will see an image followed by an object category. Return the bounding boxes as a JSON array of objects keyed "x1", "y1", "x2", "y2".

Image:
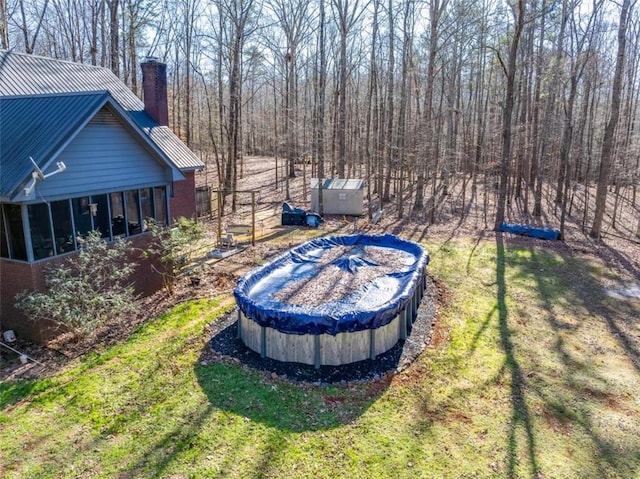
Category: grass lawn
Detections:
[{"x1": 1, "y1": 233, "x2": 639, "y2": 478}]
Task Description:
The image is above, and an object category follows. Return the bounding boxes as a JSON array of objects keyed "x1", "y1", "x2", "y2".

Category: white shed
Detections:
[{"x1": 310, "y1": 178, "x2": 364, "y2": 215}]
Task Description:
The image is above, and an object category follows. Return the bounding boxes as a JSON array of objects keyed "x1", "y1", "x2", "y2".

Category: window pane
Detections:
[
  {"x1": 140, "y1": 188, "x2": 153, "y2": 231},
  {"x1": 4, "y1": 204, "x2": 27, "y2": 260},
  {"x1": 0, "y1": 205, "x2": 9, "y2": 258},
  {"x1": 92, "y1": 194, "x2": 111, "y2": 239},
  {"x1": 72, "y1": 197, "x2": 93, "y2": 239},
  {"x1": 125, "y1": 190, "x2": 141, "y2": 235},
  {"x1": 154, "y1": 186, "x2": 167, "y2": 225},
  {"x1": 51, "y1": 200, "x2": 75, "y2": 254},
  {"x1": 28, "y1": 203, "x2": 53, "y2": 260},
  {"x1": 110, "y1": 192, "x2": 126, "y2": 237}
]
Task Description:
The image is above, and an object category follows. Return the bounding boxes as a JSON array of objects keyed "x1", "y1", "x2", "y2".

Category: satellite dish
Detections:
[
  {"x1": 30, "y1": 157, "x2": 45, "y2": 180},
  {"x1": 23, "y1": 157, "x2": 67, "y2": 197}
]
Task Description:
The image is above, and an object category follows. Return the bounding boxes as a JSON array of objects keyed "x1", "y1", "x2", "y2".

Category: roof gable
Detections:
[
  {"x1": 1, "y1": 92, "x2": 109, "y2": 197},
  {"x1": 0, "y1": 50, "x2": 203, "y2": 172},
  {"x1": 1, "y1": 92, "x2": 185, "y2": 201}
]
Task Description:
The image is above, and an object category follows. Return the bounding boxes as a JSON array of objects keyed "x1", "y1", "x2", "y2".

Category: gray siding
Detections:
[
  {"x1": 0, "y1": 51, "x2": 203, "y2": 171},
  {"x1": 311, "y1": 189, "x2": 363, "y2": 216},
  {"x1": 35, "y1": 109, "x2": 171, "y2": 200}
]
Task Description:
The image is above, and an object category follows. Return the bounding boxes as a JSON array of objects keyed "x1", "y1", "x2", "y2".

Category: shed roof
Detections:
[
  {"x1": 0, "y1": 50, "x2": 203, "y2": 174},
  {"x1": 311, "y1": 178, "x2": 365, "y2": 190}
]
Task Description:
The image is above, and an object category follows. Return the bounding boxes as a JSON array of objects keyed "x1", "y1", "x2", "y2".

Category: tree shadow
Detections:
[
  {"x1": 496, "y1": 232, "x2": 541, "y2": 478},
  {"x1": 599, "y1": 238, "x2": 640, "y2": 281},
  {"x1": 194, "y1": 284, "x2": 436, "y2": 433},
  {"x1": 503, "y1": 234, "x2": 640, "y2": 476}
]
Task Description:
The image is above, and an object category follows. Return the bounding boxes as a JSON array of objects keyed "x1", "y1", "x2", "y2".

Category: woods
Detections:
[{"x1": 5, "y1": 0, "x2": 640, "y2": 238}]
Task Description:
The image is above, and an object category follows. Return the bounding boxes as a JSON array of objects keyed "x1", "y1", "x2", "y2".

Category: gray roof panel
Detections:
[
  {"x1": 0, "y1": 92, "x2": 109, "y2": 197},
  {"x1": 0, "y1": 50, "x2": 203, "y2": 175},
  {"x1": 311, "y1": 178, "x2": 365, "y2": 190}
]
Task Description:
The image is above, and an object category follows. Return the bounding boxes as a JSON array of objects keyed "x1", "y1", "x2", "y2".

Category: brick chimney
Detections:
[{"x1": 141, "y1": 58, "x2": 168, "y2": 126}]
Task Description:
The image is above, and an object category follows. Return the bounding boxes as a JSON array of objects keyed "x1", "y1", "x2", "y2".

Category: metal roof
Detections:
[
  {"x1": 1, "y1": 92, "x2": 108, "y2": 197},
  {"x1": 311, "y1": 178, "x2": 365, "y2": 190},
  {"x1": 0, "y1": 50, "x2": 203, "y2": 176},
  {"x1": 0, "y1": 91, "x2": 185, "y2": 199}
]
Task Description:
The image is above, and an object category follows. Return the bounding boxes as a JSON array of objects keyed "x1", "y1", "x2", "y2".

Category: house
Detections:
[
  {"x1": 310, "y1": 178, "x2": 364, "y2": 216},
  {"x1": 0, "y1": 50, "x2": 204, "y2": 340}
]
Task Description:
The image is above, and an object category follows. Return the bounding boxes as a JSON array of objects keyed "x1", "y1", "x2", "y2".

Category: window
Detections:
[
  {"x1": 110, "y1": 192, "x2": 126, "y2": 236},
  {"x1": 28, "y1": 203, "x2": 54, "y2": 260},
  {"x1": 140, "y1": 188, "x2": 153, "y2": 231},
  {"x1": 51, "y1": 200, "x2": 75, "y2": 254},
  {"x1": 0, "y1": 206, "x2": 9, "y2": 258},
  {"x1": 125, "y1": 190, "x2": 141, "y2": 235},
  {"x1": 3, "y1": 204, "x2": 27, "y2": 260},
  {"x1": 92, "y1": 194, "x2": 111, "y2": 239},
  {"x1": 1, "y1": 186, "x2": 169, "y2": 262},
  {"x1": 72, "y1": 197, "x2": 93, "y2": 239},
  {"x1": 154, "y1": 186, "x2": 167, "y2": 226}
]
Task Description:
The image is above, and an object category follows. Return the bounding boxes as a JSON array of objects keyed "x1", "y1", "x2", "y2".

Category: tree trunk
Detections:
[
  {"x1": 0, "y1": 0, "x2": 8, "y2": 49},
  {"x1": 590, "y1": 0, "x2": 631, "y2": 238},
  {"x1": 494, "y1": 0, "x2": 524, "y2": 231},
  {"x1": 108, "y1": 0, "x2": 119, "y2": 76}
]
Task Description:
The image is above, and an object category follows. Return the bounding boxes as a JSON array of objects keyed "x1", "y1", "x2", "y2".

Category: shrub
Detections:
[
  {"x1": 15, "y1": 231, "x2": 138, "y2": 337},
  {"x1": 145, "y1": 217, "x2": 206, "y2": 294}
]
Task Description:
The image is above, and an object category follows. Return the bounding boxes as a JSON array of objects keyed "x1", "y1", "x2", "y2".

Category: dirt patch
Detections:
[{"x1": 542, "y1": 407, "x2": 575, "y2": 435}]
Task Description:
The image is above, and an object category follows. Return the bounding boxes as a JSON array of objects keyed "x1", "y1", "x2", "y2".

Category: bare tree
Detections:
[
  {"x1": 331, "y1": 0, "x2": 365, "y2": 178},
  {"x1": 1, "y1": 0, "x2": 10, "y2": 49},
  {"x1": 313, "y1": 0, "x2": 328, "y2": 214},
  {"x1": 107, "y1": 0, "x2": 119, "y2": 75},
  {"x1": 494, "y1": 0, "x2": 525, "y2": 231},
  {"x1": 414, "y1": 0, "x2": 448, "y2": 212},
  {"x1": 218, "y1": 0, "x2": 257, "y2": 211},
  {"x1": 268, "y1": 0, "x2": 311, "y2": 180},
  {"x1": 590, "y1": 0, "x2": 632, "y2": 238}
]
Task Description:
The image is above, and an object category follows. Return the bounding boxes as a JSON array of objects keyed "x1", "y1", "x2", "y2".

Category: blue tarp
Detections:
[
  {"x1": 499, "y1": 223, "x2": 560, "y2": 241},
  {"x1": 234, "y1": 234, "x2": 430, "y2": 335}
]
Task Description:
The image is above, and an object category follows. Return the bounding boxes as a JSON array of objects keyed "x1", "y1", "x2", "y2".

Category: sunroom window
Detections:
[
  {"x1": 0, "y1": 186, "x2": 169, "y2": 262},
  {"x1": 2, "y1": 204, "x2": 27, "y2": 260},
  {"x1": 51, "y1": 200, "x2": 75, "y2": 254},
  {"x1": 28, "y1": 203, "x2": 54, "y2": 260}
]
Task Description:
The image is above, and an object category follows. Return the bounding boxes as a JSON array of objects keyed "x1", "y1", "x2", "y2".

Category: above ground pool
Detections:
[{"x1": 234, "y1": 234, "x2": 430, "y2": 367}]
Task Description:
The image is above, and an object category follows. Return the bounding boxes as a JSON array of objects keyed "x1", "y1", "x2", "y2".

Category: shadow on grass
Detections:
[
  {"x1": 496, "y1": 233, "x2": 541, "y2": 479},
  {"x1": 503, "y1": 234, "x2": 640, "y2": 477},
  {"x1": 195, "y1": 359, "x2": 385, "y2": 433},
  {"x1": 193, "y1": 291, "x2": 435, "y2": 433},
  {"x1": 0, "y1": 379, "x2": 45, "y2": 410}
]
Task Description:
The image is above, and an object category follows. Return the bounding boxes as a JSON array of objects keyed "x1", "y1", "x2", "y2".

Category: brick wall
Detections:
[
  {"x1": 1, "y1": 234, "x2": 165, "y2": 342},
  {"x1": 170, "y1": 171, "x2": 197, "y2": 220},
  {"x1": 0, "y1": 258, "x2": 66, "y2": 341}
]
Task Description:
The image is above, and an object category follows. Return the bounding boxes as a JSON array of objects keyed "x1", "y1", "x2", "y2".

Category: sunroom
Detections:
[
  {"x1": 0, "y1": 91, "x2": 183, "y2": 263},
  {"x1": 0, "y1": 187, "x2": 169, "y2": 262}
]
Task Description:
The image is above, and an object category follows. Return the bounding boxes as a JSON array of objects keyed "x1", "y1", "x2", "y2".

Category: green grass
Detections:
[{"x1": 1, "y1": 235, "x2": 639, "y2": 478}]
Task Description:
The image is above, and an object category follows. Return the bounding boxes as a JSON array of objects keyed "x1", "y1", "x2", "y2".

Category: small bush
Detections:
[
  {"x1": 15, "y1": 231, "x2": 138, "y2": 337},
  {"x1": 144, "y1": 217, "x2": 206, "y2": 294}
]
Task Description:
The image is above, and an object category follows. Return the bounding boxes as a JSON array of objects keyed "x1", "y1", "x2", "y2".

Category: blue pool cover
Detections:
[
  {"x1": 499, "y1": 223, "x2": 560, "y2": 241},
  {"x1": 234, "y1": 234, "x2": 430, "y2": 335}
]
